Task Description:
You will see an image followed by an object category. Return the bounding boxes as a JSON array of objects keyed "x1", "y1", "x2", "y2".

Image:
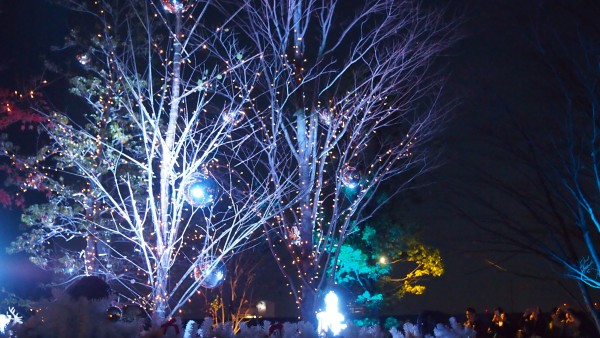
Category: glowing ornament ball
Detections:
[
  {"x1": 319, "y1": 109, "x2": 334, "y2": 126},
  {"x1": 106, "y1": 306, "x2": 122, "y2": 322},
  {"x1": 193, "y1": 256, "x2": 226, "y2": 288},
  {"x1": 289, "y1": 225, "x2": 301, "y2": 246},
  {"x1": 76, "y1": 53, "x2": 90, "y2": 65},
  {"x1": 341, "y1": 166, "x2": 361, "y2": 189},
  {"x1": 183, "y1": 173, "x2": 218, "y2": 208},
  {"x1": 161, "y1": 0, "x2": 183, "y2": 13},
  {"x1": 222, "y1": 109, "x2": 244, "y2": 125}
]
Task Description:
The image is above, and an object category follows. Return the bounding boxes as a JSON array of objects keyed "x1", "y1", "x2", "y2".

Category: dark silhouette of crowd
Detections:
[{"x1": 460, "y1": 305, "x2": 596, "y2": 338}]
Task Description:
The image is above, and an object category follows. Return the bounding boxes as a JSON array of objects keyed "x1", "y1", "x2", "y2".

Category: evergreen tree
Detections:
[{"x1": 334, "y1": 218, "x2": 443, "y2": 317}]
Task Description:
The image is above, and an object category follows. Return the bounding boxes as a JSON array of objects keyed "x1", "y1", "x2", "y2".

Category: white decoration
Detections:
[
  {"x1": 222, "y1": 109, "x2": 245, "y2": 125},
  {"x1": 319, "y1": 109, "x2": 334, "y2": 125},
  {"x1": 316, "y1": 291, "x2": 347, "y2": 336}
]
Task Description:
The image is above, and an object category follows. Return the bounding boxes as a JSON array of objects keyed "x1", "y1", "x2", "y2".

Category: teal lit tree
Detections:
[{"x1": 334, "y1": 221, "x2": 443, "y2": 319}]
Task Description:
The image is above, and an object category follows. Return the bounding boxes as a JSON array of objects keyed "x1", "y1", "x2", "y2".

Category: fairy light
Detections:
[{"x1": 0, "y1": 0, "x2": 434, "y2": 324}]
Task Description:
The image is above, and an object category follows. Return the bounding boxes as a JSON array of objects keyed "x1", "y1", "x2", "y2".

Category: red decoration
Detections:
[
  {"x1": 0, "y1": 86, "x2": 50, "y2": 209},
  {"x1": 0, "y1": 88, "x2": 46, "y2": 130}
]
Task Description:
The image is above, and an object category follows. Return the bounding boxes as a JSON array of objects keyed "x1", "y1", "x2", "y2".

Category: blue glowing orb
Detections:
[
  {"x1": 193, "y1": 258, "x2": 226, "y2": 288},
  {"x1": 341, "y1": 166, "x2": 361, "y2": 189},
  {"x1": 183, "y1": 173, "x2": 218, "y2": 208}
]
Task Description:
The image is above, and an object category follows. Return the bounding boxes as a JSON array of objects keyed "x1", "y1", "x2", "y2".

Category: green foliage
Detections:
[
  {"x1": 335, "y1": 245, "x2": 389, "y2": 284},
  {"x1": 384, "y1": 317, "x2": 401, "y2": 330},
  {"x1": 332, "y1": 217, "x2": 444, "y2": 313},
  {"x1": 352, "y1": 317, "x2": 380, "y2": 328},
  {"x1": 356, "y1": 291, "x2": 384, "y2": 309}
]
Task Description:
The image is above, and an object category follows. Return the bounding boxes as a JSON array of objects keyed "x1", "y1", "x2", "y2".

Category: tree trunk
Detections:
[
  {"x1": 155, "y1": 11, "x2": 183, "y2": 325},
  {"x1": 576, "y1": 280, "x2": 600, "y2": 335},
  {"x1": 300, "y1": 287, "x2": 317, "y2": 325}
]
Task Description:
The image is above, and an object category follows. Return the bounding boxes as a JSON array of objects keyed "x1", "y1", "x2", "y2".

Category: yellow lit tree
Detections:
[{"x1": 334, "y1": 220, "x2": 443, "y2": 318}]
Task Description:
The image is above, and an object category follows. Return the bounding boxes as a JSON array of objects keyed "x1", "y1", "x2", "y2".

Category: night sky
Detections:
[
  {"x1": 399, "y1": 0, "x2": 600, "y2": 317},
  {"x1": 0, "y1": 0, "x2": 598, "y2": 320}
]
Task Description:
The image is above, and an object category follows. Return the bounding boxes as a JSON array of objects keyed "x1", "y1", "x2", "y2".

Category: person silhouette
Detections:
[{"x1": 464, "y1": 307, "x2": 485, "y2": 338}]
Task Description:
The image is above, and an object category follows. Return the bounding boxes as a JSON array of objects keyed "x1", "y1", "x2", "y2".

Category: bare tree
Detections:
[
  {"x1": 2, "y1": 0, "x2": 454, "y2": 325},
  {"x1": 232, "y1": 0, "x2": 455, "y2": 320},
  {"x1": 199, "y1": 250, "x2": 267, "y2": 333},
  {"x1": 531, "y1": 25, "x2": 600, "y2": 334},
  {"x1": 4, "y1": 0, "x2": 290, "y2": 325},
  {"x1": 454, "y1": 7, "x2": 600, "y2": 333}
]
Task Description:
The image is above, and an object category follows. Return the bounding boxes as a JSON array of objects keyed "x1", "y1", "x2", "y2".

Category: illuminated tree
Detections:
[
  {"x1": 0, "y1": 87, "x2": 48, "y2": 209},
  {"x1": 2, "y1": 0, "x2": 454, "y2": 325},
  {"x1": 196, "y1": 245, "x2": 275, "y2": 333},
  {"x1": 2, "y1": 0, "x2": 290, "y2": 325},
  {"x1": 455, "y1": 3, "x2": 600, "y2": 334},
  {"x1": 233, "y1": 0, "x2": 455, "y2": 320},
  {"x1": 334, "y1": 220, "x2": 443, "y2": 317}
]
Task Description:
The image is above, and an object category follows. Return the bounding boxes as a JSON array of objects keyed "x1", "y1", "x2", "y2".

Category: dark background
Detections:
[{"x1": 0, "y1": 0, "x2": 598, "y2": 319}]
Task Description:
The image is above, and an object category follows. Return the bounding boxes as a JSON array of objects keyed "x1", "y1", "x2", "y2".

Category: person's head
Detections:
[
  {"x1": 564, "y1": 308, "x2": 576, "y2": 321},
  {"x1": 530, "y1": 306, "x2": 541, "y2": 319},
  {"x1": 466, "y1": 307, "x2": 477, "y2": 321},
  {"x1": 493, "y1": 307, "x2": 505, "y2": 322}
]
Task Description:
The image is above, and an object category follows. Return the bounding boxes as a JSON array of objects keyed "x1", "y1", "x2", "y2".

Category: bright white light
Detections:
[
  {"x1": 183, "y1": 173, "x2": 217, "y2": 208},
  {"x1": 317, "y1": 291, "x2": 346, "y2": 336},
  {"x1": 0, "y1": 308, "x2": 22, "y2": 334},
  {"x1": 190, "y1": 185, "x2": 205, "y2": 198},
  {"x1": 256, "y1": 301, "x2": 267, "y2": 313},
  {"x1": 0, "y1": 315, "x2": 9, "y2": 334}
]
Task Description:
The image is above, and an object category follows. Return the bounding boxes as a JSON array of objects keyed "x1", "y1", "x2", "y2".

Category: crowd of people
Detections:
[{"x1": 462, "y1": 306, "x2": 592, "y2": 338}]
